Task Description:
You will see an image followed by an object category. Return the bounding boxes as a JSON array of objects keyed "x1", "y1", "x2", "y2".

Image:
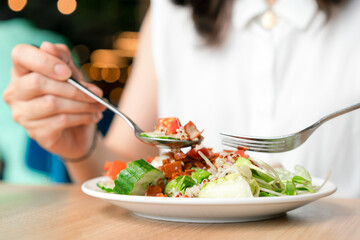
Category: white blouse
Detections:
[{"x1": 151, "y1": 0, "x2": 360, "y2": 197}]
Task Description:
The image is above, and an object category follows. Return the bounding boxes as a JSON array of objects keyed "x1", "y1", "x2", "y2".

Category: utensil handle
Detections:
[
  {"x1": 318, "y1": 102, "x2": 360, "y2": 126},
  {"x1": 67, "y1": 78, "x2": 142, "y2": 133}
]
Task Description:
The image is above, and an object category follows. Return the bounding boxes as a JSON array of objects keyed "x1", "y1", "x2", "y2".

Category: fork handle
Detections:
[
  {"x1": 67, "y1": 78, "x2": 143, "y2": 133},
  {"x1": 316, "y1": 102, "x2": 360, "y2": 127}
]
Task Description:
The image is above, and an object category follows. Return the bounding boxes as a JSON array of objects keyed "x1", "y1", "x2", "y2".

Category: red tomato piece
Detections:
[
  {"x1": 235, "y1": 150, "x2": 250, "y2": 159},
  {"x1": 104, "y1": 160, "x2": 127, "y2": 180},
  {"x1": 158, "y1": 117, "x2": 181, "y2": 134},
  {"x1": 187, "y1": 147, "x2": 212, "y2": 160},
  {"x1": 146, "y1": 156, "x2": 155, "y2": 163}
]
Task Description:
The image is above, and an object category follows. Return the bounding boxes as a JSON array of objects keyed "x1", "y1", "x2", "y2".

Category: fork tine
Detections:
[
  {"x1": 220, "y1": 132, "x2": 288, "y2": 153},
  {"x1": 222, "y1": 138, "x2": 285, "y2": 148},
  {"x1": 221, "y1": 140, "x2": 285, "y2": 150},
  {"x1": 221, "y1": 136, "x2": 285, "y2": 146},
  {"x1": 220, "y1": 132, "x2": 284, "y2": 143},
  {"x1": 221, "y1": 137, "x2": 285, "y2": 147},
  {"x1": 221, "y1": 140, "x2": 285, "y2": 153},
  {"x1": 223, "y1": 144, "x2": 285, "y2": 153},
  {"x1": 221, "y1": 141, "x2": 285, "y2": 150}
]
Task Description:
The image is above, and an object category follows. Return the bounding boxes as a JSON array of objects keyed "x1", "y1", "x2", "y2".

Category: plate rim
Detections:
[{"x1": 81, "y1": 176, "x2": 337, "y2": 205}]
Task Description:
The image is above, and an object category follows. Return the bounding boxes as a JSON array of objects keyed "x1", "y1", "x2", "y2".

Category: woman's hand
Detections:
[{"x1": 3, "y1": 42, "x2": 106, "y2": 159}]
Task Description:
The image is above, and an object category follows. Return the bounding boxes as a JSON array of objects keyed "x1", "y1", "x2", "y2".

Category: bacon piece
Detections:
[
  {"x1": 156, "y1": 193, "x2": 168, "y2": 197},
  {"x1": 161, "y1": 161, "x2": 183, "y2": 179},
  {"x1": 145, "y1": 185, "x2": 163, "y2": 196},
  {"x1": 237, "y1": 146, "x2": 249, "y2": 151},
  {"x1": 193, "y1": 161, "x2": 205, "y2": 168},
  {"x1": 184, "y1": 121, "x2": 203, "y2": 140},
  {"x1": 223, "y1": 149, "x2": 234, "y2": 153},
  {"x1": 183, "y1": 162, "x2": 192, "y2": 170},
  {"x1": 184, "y1": 169, "x2": 195, "y2": 176},
  {"x1": 162, "y1": 159, "x2": 170, "y2": 165},
  {"x1": 174, "y1": 151, "x2": 187, "y2": 161}
]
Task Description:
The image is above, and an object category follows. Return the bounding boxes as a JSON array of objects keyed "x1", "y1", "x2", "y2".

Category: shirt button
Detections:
[{"x1": 261, "y1": 10, "x2": 277, "y2": 29}]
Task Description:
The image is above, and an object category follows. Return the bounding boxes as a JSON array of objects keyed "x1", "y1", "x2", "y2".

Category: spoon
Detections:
[{"x1": 67, "y1": 78, "x2": 203, "y2": 148}]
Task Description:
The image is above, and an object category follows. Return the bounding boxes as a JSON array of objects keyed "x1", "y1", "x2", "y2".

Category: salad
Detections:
[{"x1": 97, "y1": 118, "x2": 327, "y2": 198}]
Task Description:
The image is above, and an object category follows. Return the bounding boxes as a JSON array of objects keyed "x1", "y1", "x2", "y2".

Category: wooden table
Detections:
[{"x1": 1, "y1": 183, "x2": 359, "y2": 240}]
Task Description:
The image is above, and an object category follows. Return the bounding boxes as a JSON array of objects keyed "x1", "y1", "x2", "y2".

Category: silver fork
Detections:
[
  {"x1": 67, "y1": 78, "x2": 202, "y2": 149},
  {"x1": 220, "y1": 102, "x2": 360, "y2": 153}
]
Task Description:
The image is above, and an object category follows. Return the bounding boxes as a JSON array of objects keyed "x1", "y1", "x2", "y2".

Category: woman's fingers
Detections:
[
  {"x1": 14, "y1": 72, "x2": 103, "y2": 103},
  {"x1": 39, "y1": 42, "x2": 104, "y2": 101},
  {"x1": 10, "y1": 43, "x2": 104, "y2": 103},
  {"x1": 11, "y1": 44, "x2": 71, "y2": 80},
  {"x1": 40, "y1": 42, "x2": 84, "y2": 82},
  {"x1": 12, "y1": 95, "x2": 106, "y2": 123}
]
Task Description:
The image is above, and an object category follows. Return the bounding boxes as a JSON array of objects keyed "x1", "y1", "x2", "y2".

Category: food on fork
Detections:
[{"x1": 140, "y1": 117, "x2": 203, "y2": 141}]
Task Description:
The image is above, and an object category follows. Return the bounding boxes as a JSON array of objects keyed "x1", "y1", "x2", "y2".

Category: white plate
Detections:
[{"x1": 81, "y1": 176, "x2": 336, "y2": 223}]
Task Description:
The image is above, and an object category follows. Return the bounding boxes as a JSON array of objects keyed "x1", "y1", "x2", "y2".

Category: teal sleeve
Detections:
[{"x1": 0, "y1": 18, "x2": 70, "y2": 184}]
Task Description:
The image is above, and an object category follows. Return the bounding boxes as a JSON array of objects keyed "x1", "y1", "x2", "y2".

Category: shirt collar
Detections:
[
  {"x1": 233, "y1": 0, "x2": 319, "y2": 30},
  {"x1": 232, "y1": 0, "x2": 268, "y2": 29}
]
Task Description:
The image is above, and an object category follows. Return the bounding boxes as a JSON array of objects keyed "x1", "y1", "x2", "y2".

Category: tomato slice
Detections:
[
  {"x1": 187, "y1": 147, "x2": 212, "y2": 160},
  {"x1": 158, "y1": 117, "x2": 181, "y2": 134},
  {"x1": 235, "y1": 150, "x2": 249, "y2": 159},
  {"x1": 145, "y1": 156, "x2": 155, "y2": 163},
  {"x1": 104, "y1": 160, "x2": 127, "y2": 180}
]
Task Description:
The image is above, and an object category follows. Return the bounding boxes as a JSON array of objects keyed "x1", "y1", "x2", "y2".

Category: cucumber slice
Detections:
[
  {"x1": 97, "y1": 181, "x2": 115, "y2": 193},
  {"x1": 114, "y1": 159, "x2": 165, "y2": 195},
  {"x1": 140, "y1": 132, "x2": 179, "y2": 140}
]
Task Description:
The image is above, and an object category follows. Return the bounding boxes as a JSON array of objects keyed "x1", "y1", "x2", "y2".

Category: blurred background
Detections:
[{"x1": 0, "y1": 0, "x2": 149, "y2": 184}]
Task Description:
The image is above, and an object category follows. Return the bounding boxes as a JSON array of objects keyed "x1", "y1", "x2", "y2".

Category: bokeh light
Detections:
[
  {"x1": 113, "y1": 32, "x2": 139, "y2": 53},
  {"x1": 8, "y1": 0, "x2": 27, "y2": 12},
  {"x1": 89, "y1": 63, "x2": 105, "y2": 81},
  {"x1": 109, "y1": 87, "x2": 123, "y2": 105},
  {"x1": 57, "y1": 0, "x2": 77, "y2": 15},
  {"x1": 102, "y1": 67, "x2": 121, "y2": 83},
  {"x1": 91, "y1": 49, "x2": 128, "y2": 68}
]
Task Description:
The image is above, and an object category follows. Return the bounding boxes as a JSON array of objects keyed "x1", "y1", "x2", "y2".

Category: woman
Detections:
[{"x1": 3, "y1": 0, "x2": 360, "y2": 197}]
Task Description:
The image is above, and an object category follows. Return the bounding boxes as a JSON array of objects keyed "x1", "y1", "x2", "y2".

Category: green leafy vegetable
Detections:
[
  {"x1": 285, "y1": 180, "x2": 296, "y2": 195},
  {"x1": 275, "y1": 168, "x2": 295, "y2": 180},
  {"x1": 246, "y1": 161, "x2": 318, "y2": 197},
  {"x1": 235, "y1": 157, "x2": 252, "y2": 167},
  {"x1": 294, "y1": 165, "x2": 312, "y2": 181},
  {"x1": 191, "y1": 168, "x2": 211, "y2": 184},
  {"x1": 292, "y1": 176, "x2": 311, "y2": 185},
  {"x1": 259, "y1": 192, "x2": 278, "y2": 197},
  {"x1": 164, "y1": 175, "x2": 196, "y2": 196}
]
